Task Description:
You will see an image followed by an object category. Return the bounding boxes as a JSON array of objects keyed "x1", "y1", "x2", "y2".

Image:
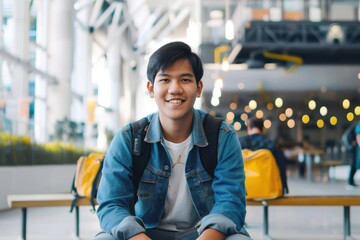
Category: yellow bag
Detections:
[
  {"x1": 71, "y1": 152, "x2": 105, "y2": 212},
  {"x1": 242, "y1": 149, "x2": 283, "y2": 200}
]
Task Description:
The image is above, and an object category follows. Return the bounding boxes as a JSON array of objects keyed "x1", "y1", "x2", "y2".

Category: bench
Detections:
[
  {"x1": 8, "y1": 194, "x2": 360, "y2": 240},
  {"x1": 247, "y1": 195, "x2": 360, "y2": 240},
  {"x1": 7, "y1": 193, "x2": 93, "y2": 240}
]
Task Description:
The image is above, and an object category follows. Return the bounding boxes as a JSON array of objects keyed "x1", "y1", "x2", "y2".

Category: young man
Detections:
[
  {"x1": 239, "y1": 117, "x2": 288, "y2": 194},
  {"x1": 94, "y1": 42, "x2": 251, "y2": 240}
]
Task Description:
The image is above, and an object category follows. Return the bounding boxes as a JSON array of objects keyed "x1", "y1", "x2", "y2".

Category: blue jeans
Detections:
[{"x1": 93, "y1": 228, "x2": 253, "y2": 240}]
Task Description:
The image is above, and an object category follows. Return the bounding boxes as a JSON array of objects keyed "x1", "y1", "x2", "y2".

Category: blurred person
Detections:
[
  {"x1": 345, "y1": 121, "x2": 360, "y2": 189},
  {"x1": 239, "y1": 117, "x2": 289, "y2": 194},
  {"x1": 93, "y1": 41, "x2": 251, "y2": 240}
]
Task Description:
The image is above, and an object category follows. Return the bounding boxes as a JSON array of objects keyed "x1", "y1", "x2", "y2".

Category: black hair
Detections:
[
  {"x1": 146, "y1": 41, "x2": 203, "y2": 83},
  {"x1": 248, "y1": 117, "x2": 264, "y2": 132}
]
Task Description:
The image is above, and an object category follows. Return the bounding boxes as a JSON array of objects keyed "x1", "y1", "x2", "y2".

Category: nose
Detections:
[{"x1": 168, "y1": 80, "x2": 183, "y2": 94}]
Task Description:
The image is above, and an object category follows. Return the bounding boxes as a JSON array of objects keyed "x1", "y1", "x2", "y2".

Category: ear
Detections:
[
  {"x1": 147, "y1": 81, "x2": 154, "y2": 98},
  {"x1": 196, "y1": 80, "x2": 203, "y2": 98}
]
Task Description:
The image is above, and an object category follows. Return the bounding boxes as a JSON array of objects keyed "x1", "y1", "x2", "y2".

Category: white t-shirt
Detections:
[{"x1": 157, "y1": 135, "x2": 199, "y2": 231}]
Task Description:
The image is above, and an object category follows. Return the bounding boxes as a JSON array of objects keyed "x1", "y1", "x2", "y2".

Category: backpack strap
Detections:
[
  {"x1": 130, "y1": 117, "x2": 151, "y2": 206},
  {"x1": 199, "y1": 114, "x2": 222, "y2": 178}
]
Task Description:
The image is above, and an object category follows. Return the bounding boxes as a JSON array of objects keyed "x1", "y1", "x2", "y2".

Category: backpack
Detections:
[
  {"x1": 242, "y1": 149, "x2": 283, "y2": 200},
  {"x1": 130, "y1": 113, "x2": 222, "y2": 204},
  {"x1": 70, "y1": 152, "x2": 105, "y2": 212}
]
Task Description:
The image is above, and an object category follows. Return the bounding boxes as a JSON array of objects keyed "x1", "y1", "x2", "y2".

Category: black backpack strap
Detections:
[
  {"x1": 199, "y1": 114, "x2": 222, "y2": 178},
  {"x1": 130, "y1": 117, "x2": 151, "y2": 207}
]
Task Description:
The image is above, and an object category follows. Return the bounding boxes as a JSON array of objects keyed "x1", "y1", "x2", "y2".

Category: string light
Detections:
[
  {"x1": 275, "y1": 97, "x2": 283, "y2": 108},
  {"x1": 342, "y1": 99, "x2": 350, "y2": 109},
  {"x1": 308, "y1": 100, "x2": 316, "y2": 110},
  {"x1": 317, "y1": 119, "x2": 324, "y2": 128},
  {"x1": 302, "y1": 114, "x2": 310, "y2": 124}
]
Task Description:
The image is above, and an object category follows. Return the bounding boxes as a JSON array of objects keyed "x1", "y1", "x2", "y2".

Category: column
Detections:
[
  {"x1": 46, "y1": 0, "x2": 74, "y2": 140},
  {"x1": 11, "y1": 0, "x2": 30, "y2": 135},
  {"x1": 34, "y1": 0, "x2": 49, "y2": 143},
  {"x1": 71, "y1": 5, "x2": 92, "y2": 148}
]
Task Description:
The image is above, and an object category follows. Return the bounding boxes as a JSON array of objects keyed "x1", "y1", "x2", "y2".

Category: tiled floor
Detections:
[{"x1": 1, "y1": 176, "x2": 360, "y2": 240}]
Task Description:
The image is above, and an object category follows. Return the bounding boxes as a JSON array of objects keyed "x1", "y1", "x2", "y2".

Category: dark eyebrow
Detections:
[{"x1": 156, "y1": 73, "x2": 195, "y2": 77}]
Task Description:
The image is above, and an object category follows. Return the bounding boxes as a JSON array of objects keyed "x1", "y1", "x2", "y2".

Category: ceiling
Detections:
[
  {"x1": 196, "y1": 0, "x2": 360, "y2": 116},
  {"x1": 88, "y1": 0, "x2": 360, "y2": 117}
]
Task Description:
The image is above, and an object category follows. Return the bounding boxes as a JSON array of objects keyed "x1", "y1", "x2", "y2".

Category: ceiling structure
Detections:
[
  {"x1": 83, "y1": 0, "x2": 360, "y2": 123},
  {"x1": 196, "y1": 0, "x2": 360, "y2": 119}
]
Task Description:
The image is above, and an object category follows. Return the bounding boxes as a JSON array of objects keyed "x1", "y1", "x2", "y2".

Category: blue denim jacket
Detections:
[{"x1": 96, "y1": 109, "x2": 248, "y2": 239}]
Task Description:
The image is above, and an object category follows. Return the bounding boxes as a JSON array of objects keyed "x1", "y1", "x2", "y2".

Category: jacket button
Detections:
[{"x1": 164, "y1": 165, "x2": 169, "y2": 170}]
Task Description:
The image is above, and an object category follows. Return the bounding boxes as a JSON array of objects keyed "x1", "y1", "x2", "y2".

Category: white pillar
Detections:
[
  {"x1": 11, "y1": 0, "x2": 30, "y2": 135},
  {"x1": 34, "y1": 0, "x2": 49, "y2": 143},
  {"x1": 104, "y1": 32, "x2": 121, "y2": 132},
  {"x1": 46, "y1": 0, "x2": 74, "y2": 140},
  {"x1": 71, "y1": 5, "x2": 93, "y2": 148},
  {"x1": 0, "y1": 0, "x2": 3, "y2": 105}
]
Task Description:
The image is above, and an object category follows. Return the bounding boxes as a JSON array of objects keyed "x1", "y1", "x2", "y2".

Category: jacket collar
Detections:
[{"x1": 144, "y1": 109, "x2": 208, "y2": 148}]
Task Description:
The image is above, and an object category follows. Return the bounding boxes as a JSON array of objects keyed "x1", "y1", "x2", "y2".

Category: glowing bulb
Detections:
[
  {"x1": 240, "y1": 113, "x2": 248, "y2": 121},
  {"x1": 212, "y1": 87, "x2": 221, "y2": 98},
  {"x1": 317, "y1": 119, "x2": 324, "y2": 128},
  {"x1": 302, "y1": 114, "x2": 310, "y2": 124},
  {"x1": 226, "y1": 112, "x2": 235, "y2": 121},
  {"x1": 320, "y1": 106, "x2": 328, "y2": 116},
  {"x1": 279, "y1": 113, "x2": 286, "y2": 121},
  {"x1": 308, "y1": 100, "x2": 316, "y2": 110},
  {"x1": 214, "y1": 78, "x2": 224, "y2": 88},
  {"x1": 330, "y1": 116, "x2": 337, "y2": 125},
  {"x1": 285, "y1": 108, "x2": 293, "y2": 117},
  {"x1": 233, "y1": 121, "x2": 241, "y2": 131},
  {"x1": 211, "y1": 97, "x2": 219, "y2": 106},
  {"x1": 256, "y1": 110, "x2": 264, "y2": 119},
  {"x1": 249, "y1": 100, "x2": 257, "y2": 110},
  {"x1": 342, "y1": 99, "x2": 350, "y2": 109},
  {"x1": 347, "y1": 112, "x2": 354, "y2": 121},
  {"x1": 287, "y1": 119, "x2": 295, "y2": 128},
  {"x1": 354, "y1": 106, "x2": 360, "y2": 115},
  {"x1": 264, "y1": 120, "x2": 272, "y2": 129},
  {"x1": 275, "y1": 97, "x2": 283, "y2": 108},
  {"x1": 230, "y1": 102, "x2": 237, "y2": 110}
]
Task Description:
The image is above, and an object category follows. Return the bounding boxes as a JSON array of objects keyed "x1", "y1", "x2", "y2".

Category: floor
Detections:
[{"x1": 0, "y1": 176, "x2": 360, "y2": 240}]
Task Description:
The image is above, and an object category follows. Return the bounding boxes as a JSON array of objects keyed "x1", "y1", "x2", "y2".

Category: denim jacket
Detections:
[{"x1": 96, "y1": 109, "x2": 248, "y2": 239}]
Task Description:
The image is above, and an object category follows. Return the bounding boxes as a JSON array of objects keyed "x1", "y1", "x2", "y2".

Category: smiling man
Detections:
[{"x1": 93, "y1": 42, "x2": 251, "y2": 240}]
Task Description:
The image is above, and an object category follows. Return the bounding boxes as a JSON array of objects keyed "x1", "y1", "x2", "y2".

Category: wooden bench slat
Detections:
[
  {"x1": 8, "y1": 194, "x2": 92, "y2": 208},
  {"x1": 247, "y1": 195, "x2": 360, "y2": 206}
]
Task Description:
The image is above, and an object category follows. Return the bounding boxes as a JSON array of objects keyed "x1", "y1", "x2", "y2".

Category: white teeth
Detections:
[{"x1": 169, "y1": 99, "x2": 182, "y2": 104}]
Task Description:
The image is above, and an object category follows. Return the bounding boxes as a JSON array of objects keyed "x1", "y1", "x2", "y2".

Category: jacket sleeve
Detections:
[
  {"x1": 198, "y1": 124, "x2": 248, "y2": 236},
  {"x1": 96, "y1": 127, "x2": 146, "y2": 240}
]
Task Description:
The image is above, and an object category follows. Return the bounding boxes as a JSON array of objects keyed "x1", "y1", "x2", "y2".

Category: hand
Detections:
[
  {"x1": 197, "y1": 228, "x2": 225, "y2": 240},
  {"x1": 128, "y1": 233, "x2": 152, "y2": 240}
]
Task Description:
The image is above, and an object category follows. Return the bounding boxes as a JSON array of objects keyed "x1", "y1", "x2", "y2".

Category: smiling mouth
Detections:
[{"x1": 167, "y1": 99, "x2": 184, "y2": 104}]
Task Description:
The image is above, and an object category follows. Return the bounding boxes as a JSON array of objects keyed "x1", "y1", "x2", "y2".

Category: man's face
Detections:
[{"x1": 147, "y1": 59, "x2": 203, "y2": 122}]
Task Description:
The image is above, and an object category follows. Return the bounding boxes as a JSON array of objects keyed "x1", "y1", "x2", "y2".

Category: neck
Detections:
[
  {"x1": 248, "y1": 128, "x2": 262, "y2": 135},
  {"x1": 160, "y1": 116, "x2": 193, "y2": 143}
]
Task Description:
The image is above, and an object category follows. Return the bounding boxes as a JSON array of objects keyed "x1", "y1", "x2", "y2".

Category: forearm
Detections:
[{"x1": 197, "y1": 228, "x2": 225, "y2": 240}]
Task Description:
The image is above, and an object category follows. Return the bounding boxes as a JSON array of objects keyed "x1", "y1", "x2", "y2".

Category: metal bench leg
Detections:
[
  {"x1": 343, "y1": 206, "x2": 350, "y2": 240},
  {"x1": 263, "y1": 205, "x2": 269, "y2": 235},
  {"x1": 21, "y1": 208, "x2": 27, "y2": 240},
  {"x1": 75, "y1": 206, "x2": 80, "y2": 237}
]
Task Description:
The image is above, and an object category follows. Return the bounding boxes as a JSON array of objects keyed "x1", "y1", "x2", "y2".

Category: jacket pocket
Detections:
[
  {"x1": 197, "y1": 170, "x2": 214, "y2": 197},
  {"x1": 137, "y1": 168, "x2": 157, "y2": 199}
]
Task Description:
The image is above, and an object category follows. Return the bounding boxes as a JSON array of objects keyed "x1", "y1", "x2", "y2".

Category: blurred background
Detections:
[
  {"x1": 0, "y1": 0, "x2": 359, "y2": 152},
  {"x1": 0, "y1": 0, "x2": 360, "y2": 239}
]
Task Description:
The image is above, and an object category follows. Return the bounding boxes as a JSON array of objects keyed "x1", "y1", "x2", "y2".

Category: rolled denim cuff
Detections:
[
  {"x1": 111, "y1": 216, "x2": 146, "y2": 240},
  {"x1": 197, "y1": 213, "x2": 238, "y2": 236}
]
